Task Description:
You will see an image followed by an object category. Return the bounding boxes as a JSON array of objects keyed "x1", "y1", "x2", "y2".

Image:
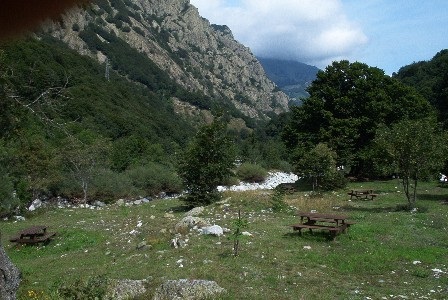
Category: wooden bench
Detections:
[
  {"x1": 348, "y1": 189, "x2": 377, "y2": 200},
  {"x1": 9, "y1": 225, "x2": 56, "y2": 245},
  {"x1": 291, "y1": 212, "x2": 356, "y2": 239},
  {"x1": 291, "y1": 223, "x2": 344, "y2": 237}
]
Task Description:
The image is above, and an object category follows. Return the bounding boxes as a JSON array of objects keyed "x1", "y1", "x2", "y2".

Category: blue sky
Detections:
[{"x1": 190, "y1": 0, "x2": 448, "y2": 75}]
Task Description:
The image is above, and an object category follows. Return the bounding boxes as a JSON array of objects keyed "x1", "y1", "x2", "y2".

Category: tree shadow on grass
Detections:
[
  {"x1": 282, "y1": 231, "x2": 335, "y2": 242},
  {"x1": 339, "y1": 204, "x2": 409, "y2": 213},
  {"x1": 418, "y1": 193, "x2": 448, "y2": 202}
]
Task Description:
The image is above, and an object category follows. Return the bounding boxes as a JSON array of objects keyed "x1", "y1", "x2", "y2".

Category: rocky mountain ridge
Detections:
[{"x1": 41, "y1": 0, "x2": 290, "y2": 120}]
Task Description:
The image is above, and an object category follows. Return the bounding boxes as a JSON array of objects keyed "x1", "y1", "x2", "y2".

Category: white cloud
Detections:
[{"x1": 190, "y1": 0, "x2": 368, "y2": 68}]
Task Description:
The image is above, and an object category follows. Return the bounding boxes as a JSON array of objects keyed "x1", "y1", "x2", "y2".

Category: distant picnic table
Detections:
[
  {"x1": 9, "y1": 225, "x2": 56, "y2": 245},
  {"x1": 347, "y1": 189, "x2": 378, "y2": 200},
  {"x1": 290, "y1": 212, "x2": 355, "y2": 239}
]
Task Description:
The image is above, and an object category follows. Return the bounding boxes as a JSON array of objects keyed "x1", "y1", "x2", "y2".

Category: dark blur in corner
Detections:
[{"x1": 0, "y1": 0, "x2": 90, "y2": 40}]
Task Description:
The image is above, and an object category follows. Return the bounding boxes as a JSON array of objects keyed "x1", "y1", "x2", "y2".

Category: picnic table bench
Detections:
[
  {"x1": 347, "y1": 189, "x2": 378, "y2": 200},
  {"x1": 290, "y1": 212, "x2": 355, "y2": 239},
  {"x1": 9, "y1": 225, "x2": 56, "y2": 245}
]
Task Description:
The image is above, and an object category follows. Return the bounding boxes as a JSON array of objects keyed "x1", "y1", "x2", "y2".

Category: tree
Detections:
[
  {"x1": 373, "y1": 119, "x2": 446, "y2": 209},
  {"x1": 295, "y1": 143, "x2": 346, "y2": 192},
  {"x1": 283, "y1": 60, "x2": 435, "y2": 176},
  {"x1": 178, "y1": 117, "x2": 236, "y2": 207},
  {"x1": 62, "y1": 131, "x2": 110, "y2": 203}
]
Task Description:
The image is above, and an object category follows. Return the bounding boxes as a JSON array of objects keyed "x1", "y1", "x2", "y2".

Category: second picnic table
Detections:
[
  {"x1": 348, "y1": 189, "x2": 378, "y2": 200},
  {"x1": 291, "y1": 212, "x2": 355, "y2": 238},
  {"x1": 9, "y1": 225, "x2": 56, "y2": 245}
]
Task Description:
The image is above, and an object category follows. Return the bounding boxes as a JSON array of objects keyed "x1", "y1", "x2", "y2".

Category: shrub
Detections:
[
  {"x1": 126, "y1": 163, "x2": 183, "y2": 196},
  {"x1": 57, "y1": 275, "x2": 110, "y2": 300},
  {"x1": 236, "y1": 163, "x2": 268, "y2": 183},
  {"x1": 72, "y1": 23, "x2": 80, "y2": 32},
  {"x1": 90, "y1": 168, "x2": 134, "y2": 201}
]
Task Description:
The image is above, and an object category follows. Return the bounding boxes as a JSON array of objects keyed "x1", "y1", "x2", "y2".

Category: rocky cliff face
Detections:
[{"x1": 42, "y1": 0, "x2": 289, "y2": 119}]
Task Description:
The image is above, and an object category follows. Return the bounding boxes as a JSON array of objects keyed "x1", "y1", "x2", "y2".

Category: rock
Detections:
[
  {"x1": 184, "y1": 206, "x2": 204, "y2": 217},
  {"x1": 116, "y1": 199, "x2": 125, "y2": 206},
  {"x1": 170, "y1": 235, "x2": 187, "y2": 249},
  {"x1": 133, "y1": 200, "x2": 142, "y2": 205},
  {"x1": 107, "y1": 278, "x2": 147, "y2": 300},
  {"x1": 174, "y1": 216, "x2": 208, "y2": 234},
  {"x1": 153, "y1": 279, "x2": 226, "y2": 300},
  {"x1": 28, "y1": 198, "x2": 43, "y2": 211},
  {"x1": 0, "y1": 242, "x2": 21, "y2": 300},
  {"x1": 201, "y1": 225, "x2": 223, "y2": 236},
  {"x1": 93, "y1": 200, "x2": 106, "y2": 207},
  {"x1": 164, "y1": 213, "x2": 175, "y2": 219},
  {"x1": 136, "y1": 241, "x2": 148, "y2": 250}
]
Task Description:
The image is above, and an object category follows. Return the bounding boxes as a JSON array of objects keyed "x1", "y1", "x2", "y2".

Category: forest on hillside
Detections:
[
  {"x1": 1, "y1": 32, "x2": 447, "y2": 215},
  {"x1": 0, "y1": 37, "x2": 287, "y2": 215}
]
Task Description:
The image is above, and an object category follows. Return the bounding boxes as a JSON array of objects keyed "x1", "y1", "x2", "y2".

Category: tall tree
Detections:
[
  {"x1": 373, "y1": 119, "x2": 446, "y2": 209},
  {"x1": 283, "y1": 60, "x2": 435, "y2": 176},
  {"x1": 178, "y1": 117, "x2": 236, "y2": 207}
]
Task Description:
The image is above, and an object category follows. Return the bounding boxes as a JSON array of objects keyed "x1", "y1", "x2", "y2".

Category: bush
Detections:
[
  {"x1": 57, "y1": 275, "x2": 110, "y2": 300},
  {"x1": 0, "y1": 173, "x2": 18, "y2": 216},
  {"x1": 90, "y1": 168, "x2": 135, "y2": 201},
  {"x1": 126, "y1": 163, "x2": 183, "y2": 196},
  {"x1": 236, "y1": 163, "x2": 268, "y2": 183}
]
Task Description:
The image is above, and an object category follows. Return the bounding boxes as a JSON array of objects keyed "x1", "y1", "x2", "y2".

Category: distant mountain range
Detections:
[{"x1": 258, "y1": 57, "x2": 320, "y2": 104}]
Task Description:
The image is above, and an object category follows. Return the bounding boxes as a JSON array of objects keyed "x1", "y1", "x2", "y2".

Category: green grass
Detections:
[{"x1": 2, "y1": 180, "x2": 448, "y2": 299}]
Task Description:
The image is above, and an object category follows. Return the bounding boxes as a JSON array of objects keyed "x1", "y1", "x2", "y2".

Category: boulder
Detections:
[
  {"x1": 153, "y1": 279, "x2": 226, "y2": 300},
  {"x1": 106, "y1": 279, "x2": 147, "y2": 300},
  {"x1": 200, "y1": 225, "x2": 223, "y2": 236},
  {"x1": 184, "y1": 206, "x2": 204, "y2": 217},
  {"x1": 0, "y1": 242, "x2": 20, "y2": 300},
  {"x1": 174, "y1": 216, "x2": 207, "y2": 234}
]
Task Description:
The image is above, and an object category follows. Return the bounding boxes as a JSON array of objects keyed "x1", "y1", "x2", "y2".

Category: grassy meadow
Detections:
[{"x1": 1, "y1": 179, "x2": 448, "y2": 299}]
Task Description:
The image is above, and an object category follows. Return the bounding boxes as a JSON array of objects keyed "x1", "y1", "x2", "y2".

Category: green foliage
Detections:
[
  {"x1": 126, "y1": 163, "x2": 183, "y2": 196},
  {"x1": 72, "y1": 23, "x2": 80, "y2": 32},
  {"x1": 295, "y1": 143, "x2": 346, "y2": 192},
  {"x1": 236, "y1": 163, "x2": 268, "y2": 183},
  {"x1": 373, "y1": 118, "x2": 446, "y2": 208},
  {"x1": 270, "y1": 188, "x2": 288, "y2": 212},
  {"x1": 283, "y1": 60, "x2": 435, "y2": 176},
  {"x1": 178, "y1": 117, "x2": 236, "y2": 207},
  {"x1": 228, "y1": 209, "x2": 248, "y2": 256},
  {"x1": 56, "y1": 275, "x2": 110, "y2": 300},
  {"x1": 394, "y1": 49, "x2": 448, "y2": 127}
]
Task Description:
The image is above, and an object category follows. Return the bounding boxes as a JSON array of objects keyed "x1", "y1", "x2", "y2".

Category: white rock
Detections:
[{"x1": 201, "y1": 225, "x2": 224, "y2": 236}]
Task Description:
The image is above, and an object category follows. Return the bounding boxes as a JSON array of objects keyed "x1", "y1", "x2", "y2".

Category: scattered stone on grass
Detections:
[
  {"x1": 174, "y1": 216, "x2": 208, "y2": 234},
  {"x1": 153, "y1": 279, "x2": 226, "y2": 300},
  {"x1": 107, "y1": 278, "x2": 148, "y2": 300}
]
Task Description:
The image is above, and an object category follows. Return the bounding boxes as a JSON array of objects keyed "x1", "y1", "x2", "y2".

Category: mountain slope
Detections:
[
  {"x1": 258, "y1": 57, "x2": 319, "y2": 101},
  {"x1": 40, "y1": 0, "x2": 290, "y2": 119},
  {"x1": 394, "y1": 49, "x2": 448, "y2": 126}
]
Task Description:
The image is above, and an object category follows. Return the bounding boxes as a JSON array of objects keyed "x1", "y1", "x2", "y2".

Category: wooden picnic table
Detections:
[
  {"x1": 290, "y1": 212, "x2": 355, "y2": 239},
  {"x1": 347, "y1": 189, "x2": 378, "y2": 200},
  {"x1": 9, "y1": 225, "x2": 56, "y2": 245}
]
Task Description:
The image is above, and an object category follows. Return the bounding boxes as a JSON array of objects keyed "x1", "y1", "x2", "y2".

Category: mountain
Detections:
[
  {"x1": 40, "y1": 0, "x2": 290, "y2": 120},
  {"x1": 0, "y1": 0, "x2": 294, "y2": 211},
  {"x1": 393, "y1": 49, "x2": 448, "y2": 126},
  {"x1": 257, "y1": 57, "x2": 320, "y2": 102}
]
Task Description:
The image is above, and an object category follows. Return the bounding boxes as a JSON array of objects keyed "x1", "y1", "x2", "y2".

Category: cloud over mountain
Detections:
[{"x1": 191, "y1": 0, "x2": 368, "y2": 68}]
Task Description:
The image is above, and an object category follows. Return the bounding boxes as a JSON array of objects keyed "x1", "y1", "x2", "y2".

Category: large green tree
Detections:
[
  {"x1": 373, "y1": 119, "x2": 446, "y2": 209},
  {"x1": 178, "y1": 117, "x2": 236, "y2": 207},
  {"x1": 394, "y1": 49, "x2": 448, "y2": 127},
  {"x1": 283, "y1": 60, "x2": 435, "y2": 176}
]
